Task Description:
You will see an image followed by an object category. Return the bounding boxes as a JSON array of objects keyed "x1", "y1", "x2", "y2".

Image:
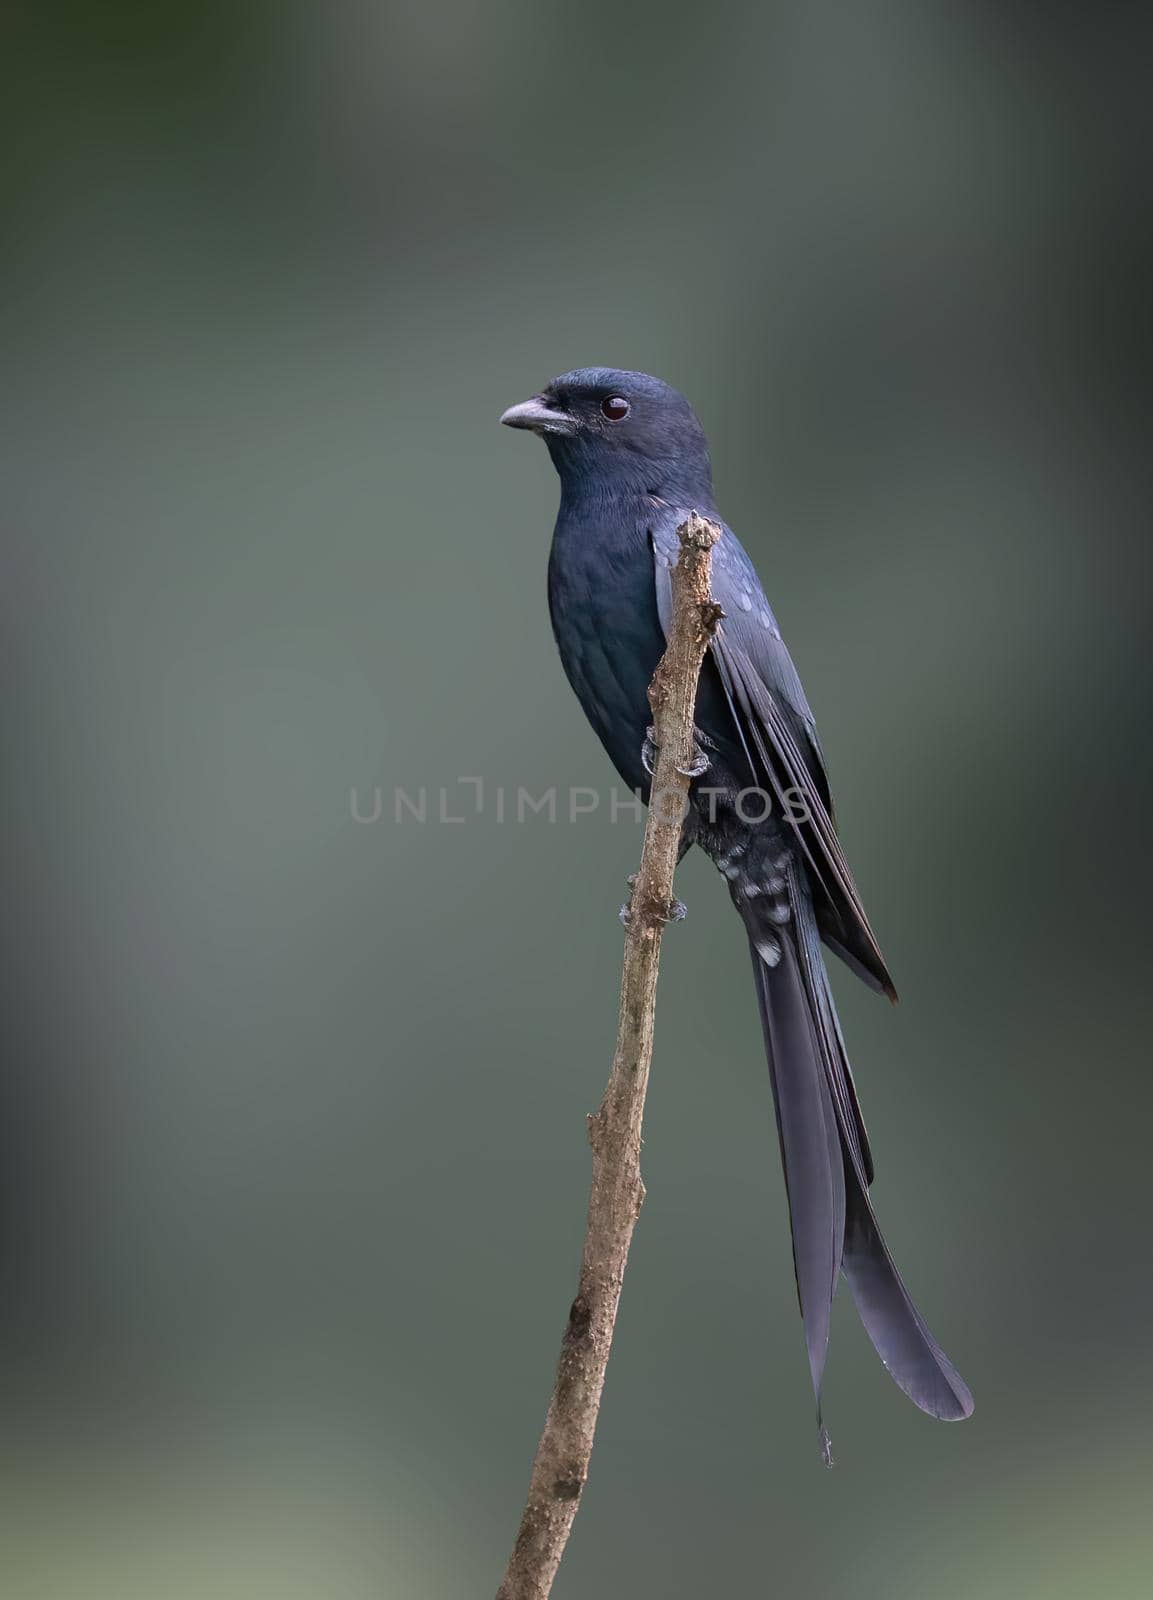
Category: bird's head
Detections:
[{"x1": 500, "y1": 368, "x2": 715, "y2": 505}]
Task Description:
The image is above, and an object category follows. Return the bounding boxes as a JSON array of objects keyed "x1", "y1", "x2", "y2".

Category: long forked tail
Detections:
[{"x1": 747, "y1": 882, "x2": 974, "y2": 1428}]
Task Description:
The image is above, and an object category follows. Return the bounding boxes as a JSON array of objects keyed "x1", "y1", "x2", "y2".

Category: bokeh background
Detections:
[{"x1": 4, "y1": 3, "x2": 1152, "y2": 1595}]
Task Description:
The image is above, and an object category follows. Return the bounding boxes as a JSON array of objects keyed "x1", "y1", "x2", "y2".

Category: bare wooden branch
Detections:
[{"x1": 496, "y1": 512, "x2": 723, "y2": 1600}]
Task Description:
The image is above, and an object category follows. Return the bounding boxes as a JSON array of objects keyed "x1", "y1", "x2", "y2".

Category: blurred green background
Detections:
[{"x1": 4, "y1": 3, "x2": 1152, "y2": 1596}]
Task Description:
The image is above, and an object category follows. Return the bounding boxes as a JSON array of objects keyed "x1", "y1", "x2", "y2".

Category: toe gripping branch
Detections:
[
  {"x1": 642, "y1": 725, "x2": 710, "y2": 780},
  {"x1": 619, "y1": 873, "x2": 687, "y2": 929}
]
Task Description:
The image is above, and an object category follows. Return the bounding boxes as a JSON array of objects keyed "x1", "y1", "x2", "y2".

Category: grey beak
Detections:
[{"x1": 499, "y1": 396, "x2": 577, "y2": 436}]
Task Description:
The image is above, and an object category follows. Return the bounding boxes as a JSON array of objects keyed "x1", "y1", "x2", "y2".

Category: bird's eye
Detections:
[{"x1": 601, "y1": 396, "x2": 630, "y2": 421}]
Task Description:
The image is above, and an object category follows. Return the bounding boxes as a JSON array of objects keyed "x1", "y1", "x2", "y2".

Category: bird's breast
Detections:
[{"x1": 547, "y1": 509, "x2": 666, "y2": 792}]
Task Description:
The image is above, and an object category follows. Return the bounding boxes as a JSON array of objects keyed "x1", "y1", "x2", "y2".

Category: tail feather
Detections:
[
  {"x1": 840, "y1": 1181, "x2": 974, "y2": 1420},
  {"x1": 793, "y1": 884, "x2": 974, "y2": 1421},
  {"x1": 748, "y1": 881, "x2": 974, "y2": 1425},
  {"x1": 749, "y1": 936, "x2": 844, "y2": 1423}
]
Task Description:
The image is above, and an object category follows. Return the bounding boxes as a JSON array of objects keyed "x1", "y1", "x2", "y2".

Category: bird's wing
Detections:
[{"x1": 651, "y1": 516, "x2": 896, "y2": 1001}]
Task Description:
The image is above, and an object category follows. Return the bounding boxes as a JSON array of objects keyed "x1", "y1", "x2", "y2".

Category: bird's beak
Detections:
[{"x1": 499, "y1": 395, "x2": 577, "y2": 436}]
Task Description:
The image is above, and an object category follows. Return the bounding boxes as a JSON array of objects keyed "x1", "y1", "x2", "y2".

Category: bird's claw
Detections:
[
  {"x1": 619, "y1": 886, "x2": 687, "y2": 927},
  {"x1": 644, "y1": 727, "x2": 709, "y2": 779},
  {"x1": 676, "y1": 742, "x2": 710, "y2": 778}
]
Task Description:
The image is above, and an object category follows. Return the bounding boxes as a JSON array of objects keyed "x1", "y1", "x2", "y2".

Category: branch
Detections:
[{"x1": 496, "y1": 512, "x2": 723, "y2": 1600}]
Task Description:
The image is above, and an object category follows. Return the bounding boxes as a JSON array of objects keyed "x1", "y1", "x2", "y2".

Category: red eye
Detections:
[{"x1": 601, "y1": 396, "x2": 630, "y2": 420}]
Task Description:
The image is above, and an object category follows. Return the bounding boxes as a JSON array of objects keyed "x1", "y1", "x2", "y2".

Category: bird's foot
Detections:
[
  {"x1": 620, "y1": 875, "x2": 687, "y2": 927},
  {"x1": 642, "y1": 727, "x2": 709, "y2": 779},
  {"x1": 676, "y1": 741, "x2": 710, "y2": 779}
]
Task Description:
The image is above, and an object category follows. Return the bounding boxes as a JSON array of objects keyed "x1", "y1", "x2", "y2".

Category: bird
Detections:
[{"x1": 500, "y1": 367, "x2": 973, "y2": 1444}]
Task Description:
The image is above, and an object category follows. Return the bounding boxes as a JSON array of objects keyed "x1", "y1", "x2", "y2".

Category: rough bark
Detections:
[{"x1": 496, "y1": 512, "x2": 723, "y2": 1600}]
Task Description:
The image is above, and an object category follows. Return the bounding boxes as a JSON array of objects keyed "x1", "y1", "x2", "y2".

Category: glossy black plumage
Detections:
[{"x1": 501, "y1": 367, "x2": 973, "y2": 1435}]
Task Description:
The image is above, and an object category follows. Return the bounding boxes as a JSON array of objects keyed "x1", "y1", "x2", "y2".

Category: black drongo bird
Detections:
[{"x1": 501, "y1": 367, "x2": 973, "y2": 1437}]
